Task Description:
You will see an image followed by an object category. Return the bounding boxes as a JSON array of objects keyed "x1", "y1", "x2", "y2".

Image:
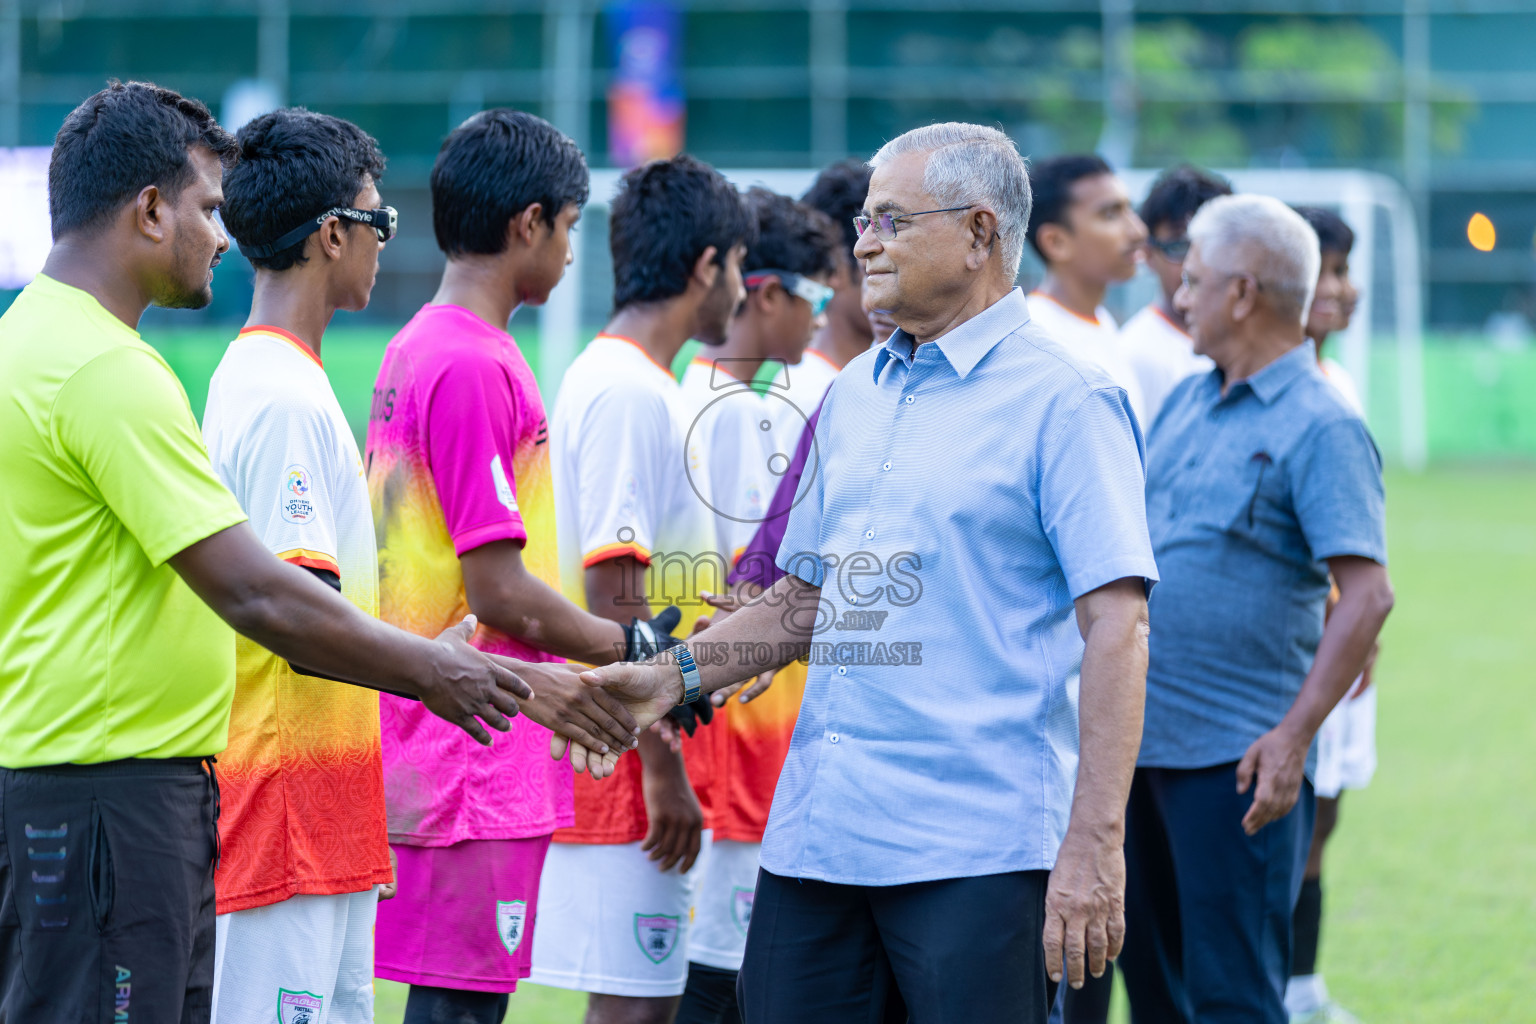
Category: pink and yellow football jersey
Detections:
[{"x1": 366, "y1": 304, "x2": 572, "y2": 845}]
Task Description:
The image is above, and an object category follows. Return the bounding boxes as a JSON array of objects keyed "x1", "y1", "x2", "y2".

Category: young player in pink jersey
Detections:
[{"x1": 365, "y1": 110, "x2": 676, "y2": 1024}]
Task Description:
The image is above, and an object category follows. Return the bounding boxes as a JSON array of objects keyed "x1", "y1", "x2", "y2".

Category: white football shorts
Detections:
[
  {"x1": 211, "y1": 887, "x2": 378, "y2": 1024},
  {"x1": 528, "y1": 833, "x2": 712, "y2": 998}
]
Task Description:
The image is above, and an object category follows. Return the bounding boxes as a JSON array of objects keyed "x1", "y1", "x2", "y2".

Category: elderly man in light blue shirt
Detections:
[{"x1": 579, "y1": 123, "x2": 1157, "y2": 1023}]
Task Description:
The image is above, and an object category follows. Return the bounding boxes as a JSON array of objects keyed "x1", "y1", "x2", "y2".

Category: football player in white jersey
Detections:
[
  {"x1": 680, "y1": 188, "x2": 839, "y2": 565},
  {"x1": 767, "y1": 160, "x2": 875, "y2": 453},
  {"x1": 1119, "y1": 166, "x2": 1232, "y2": 429},
  {"x1": 1023, "y1": 154, "x2": 1149, "y2": 424},
  {"x1": 1286, "y1": 206, "x2": 1377, "y2": 1024},
  {"x1": 674, "y1": 188, "x2": 841, "y2": 1024},
  {"x1": 531, "y1": 155, "x2": 752, "y2": 1024}
]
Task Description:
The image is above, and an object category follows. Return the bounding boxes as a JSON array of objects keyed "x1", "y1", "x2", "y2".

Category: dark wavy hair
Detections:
[
  {"x1": 221, "y1": 108, "x2": 386, "y2": 271},
  {"x1": 609, "y1": 155, "x2": 754, "y2": 311},
  {"x1": 1139, "y1": 164, "x2": 1233, "y2": 236},
  {"x1": 1293, "y1": 205, "x2": 1355, "y2": 256},
  {"x1": 49, "y1": 80, "x2": 237, "y2": 238},
  {"x1": 432, "y1": 109, "x2": 590, "y2": 257}
]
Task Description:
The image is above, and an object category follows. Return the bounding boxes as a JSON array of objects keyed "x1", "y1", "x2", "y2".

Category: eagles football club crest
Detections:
[
  {"x1": 633, "y1": 913, "x2": 681, "y2": 964},
  {"x1": 497, "y1": 899, "x2": 528, "y2": 955},
  {"x1": 277, "y1": 989, "x2": 323, "y2": 1024},
  {"x1": 731, "y1": 886, "x2": 755, "y2": 935}
]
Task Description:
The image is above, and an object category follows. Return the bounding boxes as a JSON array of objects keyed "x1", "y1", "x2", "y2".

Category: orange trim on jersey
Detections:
[
  {"x1": 277, "y1": 548, "x2": 340, "y2": 575},
  {"x1": 582, "y1": 542, "x2": 653, "y2": 568},
  {"x1": 1151, "y1": 305, "x2": 1191, "y2": 339},
  {"x1": 597, "y1": 335, "x2": 673, "y2": 377},
  {"x1": 804, "y1": 349, "x2": 840, "y2": 372},
  {"x1": 691, "y1": 356, "x2": 743, "y2": 382},
  {"x1": 1029, "y1": 291, "x2": 1106, "y2": 328},
  {"x1": 241, "y1": 324, "x2": 323, "y2": 368}
]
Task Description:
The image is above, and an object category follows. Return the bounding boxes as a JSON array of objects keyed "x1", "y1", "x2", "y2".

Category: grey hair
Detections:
[
  {"x1": 870, "y1": 123, "x2": 1032, "y2": 280},
  {"x1": 1186, "y1": 194, "x2": 1322, "y2": 324}
]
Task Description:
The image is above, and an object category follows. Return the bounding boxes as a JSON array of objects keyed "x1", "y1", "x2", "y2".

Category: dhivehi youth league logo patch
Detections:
[
  {"x1": 634, "y1": 913, "x2": 680, "y2": 964},
  {"x1": 277, "y1": 989, "x2": 323, "y2": 1024},
  {"x1": 281, "y1": 465, "x2": 315, "y2": 525},
  {"x1": 731, "y1": 886, "x2": 755, "y2": 935},
  {"x1": 497, "y1": 899, "x2": 528, "y2": 955}
]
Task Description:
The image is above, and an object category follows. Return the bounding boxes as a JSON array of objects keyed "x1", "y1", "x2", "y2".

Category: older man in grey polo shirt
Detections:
[
  {"x1": 1118, "y1": 195, "x2": 1395, "y2": 1024},
  {"x1": 577, "y1": 123, "x2": 1157, "y2": 1022}
]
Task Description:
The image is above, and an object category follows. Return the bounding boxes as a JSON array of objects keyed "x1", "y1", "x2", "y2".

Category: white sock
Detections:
[{"x1": 1285, "y1": 974, "x2": 1329, "y2": 1015}]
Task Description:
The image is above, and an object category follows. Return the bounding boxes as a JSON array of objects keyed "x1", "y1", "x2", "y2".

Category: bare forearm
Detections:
[
  {"x1": 473, "y1": 571, "x2": 626, "y2": 665},
  {"x1": 1068, "y1": 593, "x2": 1148, "y2": 839},
  {"x1": 681, "y1": 575, "x2": 820, "y2": 694},
  {"x1": 187, "y1": 552, "x2": 440, "y2": 695},
  {"x1": 1280, "y1": 585, "x2": 1393, "y2": 741}
]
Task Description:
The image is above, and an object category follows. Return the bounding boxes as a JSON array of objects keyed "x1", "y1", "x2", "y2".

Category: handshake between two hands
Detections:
[{"x1": 417, "y1": 607, "x2": 709, "y2": 779}]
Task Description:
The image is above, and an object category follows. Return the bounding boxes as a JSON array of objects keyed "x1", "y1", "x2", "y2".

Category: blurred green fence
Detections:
[{"x1": 144, "y1": 327, "x2": 1536, "y2": 466}]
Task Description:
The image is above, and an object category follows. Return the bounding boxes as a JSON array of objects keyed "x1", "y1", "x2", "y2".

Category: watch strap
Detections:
[{"x1": 675, "y1": 644, "x2": 702, "y2": 705}]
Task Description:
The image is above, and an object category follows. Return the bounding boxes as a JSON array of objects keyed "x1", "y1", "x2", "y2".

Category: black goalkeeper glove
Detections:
[
  {"x1": 620, "y1": 607, "x2": 715, "y2": 736},
  {"x1": 622, "y1": 606, "x2": 683, "y2": 661}
]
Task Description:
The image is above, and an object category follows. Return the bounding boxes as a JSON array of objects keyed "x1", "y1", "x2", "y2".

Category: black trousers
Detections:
[
  {"x1": 0, "y1": 758, "x2": 219, "y2": 1024},
  {"x1": 737, "y1": 867, "x2": 1051, "y2": 1024},
  {"x1": 1118, "y1": 764, "x2": 1315, "y2": 1024}
]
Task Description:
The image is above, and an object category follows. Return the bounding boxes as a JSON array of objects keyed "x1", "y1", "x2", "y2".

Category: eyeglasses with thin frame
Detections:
[
  {"x1": 852, "y1": 206, "x2": 975, "y2": 241},
  {"x1": 1181, "y1": 268, "x2": 1263, "y2": 294},
  {"x1": 1147, "y1": 236, "x2": 1192, "y2": 262}
]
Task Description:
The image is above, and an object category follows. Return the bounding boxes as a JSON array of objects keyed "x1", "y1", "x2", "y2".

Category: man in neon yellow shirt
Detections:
[{"x1": 0, "y1": 82, "x2": 627, "y2": 1024}]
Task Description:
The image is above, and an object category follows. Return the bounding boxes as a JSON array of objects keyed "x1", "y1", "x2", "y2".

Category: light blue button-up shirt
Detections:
[
  {"x1": 765, "y1": 287, "x2": 1158, "y2": 886},
  {"x1": 1140, "y1": 341, "x2": 1387, "y2": 773}
]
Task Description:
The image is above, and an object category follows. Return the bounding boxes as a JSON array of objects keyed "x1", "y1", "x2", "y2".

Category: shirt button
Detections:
[
  {"x1": 904, "y1": 395, "x2": 915, "y2": 404},
  {"x1": 1167, "y1": 509, "x2": 1177, "y2": 520},
  {"x1": 1186, "y1": 457, "x2": 1197, "y2": 468},
  {"x1": 837, "y1": 666, "x2": 847, "y2": 675},
  {"x1": 865, "y1": 529, "x2": 875, "y2": 539},
  {"x1": 882, "y1": 461, "x2": 892, "y2": 471},
  {"x1": 829, "y1": 733, "x2": 840, "y2": 744}
]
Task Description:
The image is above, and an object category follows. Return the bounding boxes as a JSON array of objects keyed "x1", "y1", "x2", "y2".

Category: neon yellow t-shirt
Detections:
[{"x1": 0, "y1": 274, "x2": 248, "y2": 768}]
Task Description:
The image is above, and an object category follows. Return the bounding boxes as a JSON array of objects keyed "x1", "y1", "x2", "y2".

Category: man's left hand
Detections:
[
  {"x1": 1042, "y1": 826, "x2": 1126, "y2": 989},
  {"x1": 1235, "y1": 724, "x2": 1309, "y2": 836}
]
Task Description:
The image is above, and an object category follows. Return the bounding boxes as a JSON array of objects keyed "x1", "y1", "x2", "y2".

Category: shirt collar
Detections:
[
  {"x1": 873, "y1": 287, "x2": 1030, "y2": 383},
  {"x1": 1228, "y1": 339, "x2": 1317, "y2": 405}
]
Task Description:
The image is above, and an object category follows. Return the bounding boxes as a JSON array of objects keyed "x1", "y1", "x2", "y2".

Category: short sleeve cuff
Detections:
[
  {"x1": 453, "y1": 518, "x2": 528, "y2": 558},
  {"x1": 583, "y1": 542, "x2": 652, "y2": 568},
  {"x1": 1309, "y1": 542, "x2": 1388, "y2": 567},
  {"x1": 1063, "y1": 556, "x2": 1160, "y2": 603},
  {"x1": 774, "y1": 548, "x2": 828, "y2": 588},
  {"x1": 146, "y1": 508, "x2": 250, "y2": 568},
  {"x1": 276, "y1": 547, "x2": 341, "y2": 575}
]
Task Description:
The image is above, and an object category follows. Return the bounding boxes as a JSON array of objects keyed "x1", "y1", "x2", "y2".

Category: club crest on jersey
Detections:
[
  {"x1": 634, "y1": 913, "x2": 680, "y2": 964},
  {"x1": 281, "y1": 465, "x2": 315, "y2": 525},
  {"x1": 731, "y1": 886, "x2": 755, "y2": 935},
  {"x1": 277, "y1": 989, "x2": 323, "y2": 1024},
  {"x1": 497, "y1": 899, "x2": 528, "y2": 955}
]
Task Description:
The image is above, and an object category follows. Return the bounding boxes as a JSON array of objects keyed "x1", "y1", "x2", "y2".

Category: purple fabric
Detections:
[{"x1": 728, "y1": 400, "x2": 823, "y2": 591}]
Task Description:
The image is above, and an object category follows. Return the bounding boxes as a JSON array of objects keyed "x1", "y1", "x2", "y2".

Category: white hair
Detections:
[
  {"x1": 1186, "y1": 194, "x2": 1321, "y2": 324},
  {"x1": 870, "y1": 123, "x2": 1032, "y2": 280}
]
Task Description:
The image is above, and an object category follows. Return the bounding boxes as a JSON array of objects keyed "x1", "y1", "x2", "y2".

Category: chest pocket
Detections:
[{"x1": 1222, "y1": 450, "x2": 1303, "y2": 560}]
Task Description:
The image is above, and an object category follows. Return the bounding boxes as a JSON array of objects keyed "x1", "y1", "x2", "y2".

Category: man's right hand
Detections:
[
  {"x1": 419, "y1": 616, "x2": 533, "y2": 745},
  {"x1": 550, "y1": 659, "x2": 685, "y2": 778}
]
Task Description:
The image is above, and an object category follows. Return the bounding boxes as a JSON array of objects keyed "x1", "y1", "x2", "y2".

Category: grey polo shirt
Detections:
[{"x1": 1140, "y1": 341, "x2": 1387, "y2": 772}]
